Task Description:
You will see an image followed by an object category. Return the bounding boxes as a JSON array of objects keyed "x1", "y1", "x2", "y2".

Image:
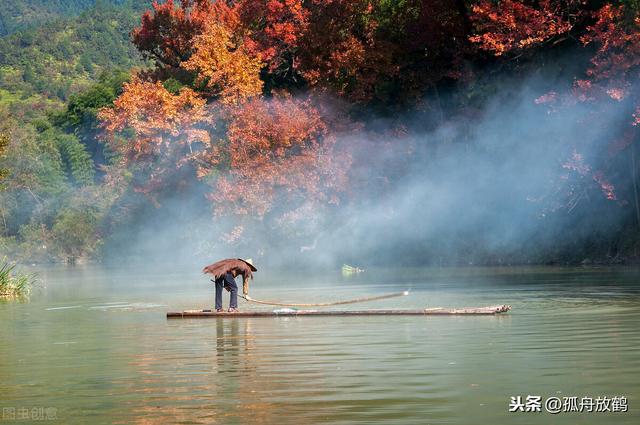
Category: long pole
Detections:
[{"x1": 238, "y1": 291, "x2": 409, "y2": 307}]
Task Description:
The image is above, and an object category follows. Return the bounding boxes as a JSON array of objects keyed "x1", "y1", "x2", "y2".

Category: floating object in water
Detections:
[
  {"x1": 88, "y1": 302, "x2": 166, "y2": 310},
  {"x1": 45, "y1": 305, "x2": 83, "y2": 311},
  {"x1": 273, "y1": 308, "x2": 298, "y2": 314},
  {"x1": 89, "y1": 304, "x2": 132, "y2": 310},
  {"x1": 342, "y1": 264, "x2": 365, "y2": 276},
  {"x1": 240, "y1": 291, "x2": 408, "y2": 307},
  {"x1": 167, "y1": 305, "x2": 511, "y2": 318}
]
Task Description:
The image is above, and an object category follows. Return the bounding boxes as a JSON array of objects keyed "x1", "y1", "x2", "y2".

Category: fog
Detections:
[{"x1": 102, "y1": 72, "x2": 634, "y2": 271}]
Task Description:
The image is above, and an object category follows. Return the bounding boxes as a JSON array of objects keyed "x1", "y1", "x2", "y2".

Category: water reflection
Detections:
[{"x1": 119, "y1": 318, "x2": 283, "y2": 424}]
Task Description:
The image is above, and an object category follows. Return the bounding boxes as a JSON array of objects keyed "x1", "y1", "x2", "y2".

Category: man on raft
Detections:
[{"x1": 202, "y1": 258, "x2": 257, "y2": 313}]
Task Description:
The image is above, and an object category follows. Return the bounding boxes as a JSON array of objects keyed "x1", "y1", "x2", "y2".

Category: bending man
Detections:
[{"x1": 202, "y1": 258, "x2": 257, "y2": 313}]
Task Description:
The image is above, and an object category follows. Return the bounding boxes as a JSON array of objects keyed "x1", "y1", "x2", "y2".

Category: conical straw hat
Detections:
[{"x1": 239, "y1": 258, "x2": 257, "y2": 272}]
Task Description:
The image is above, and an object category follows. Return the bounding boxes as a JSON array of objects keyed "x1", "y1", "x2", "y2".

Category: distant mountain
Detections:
[
  {"x1": 0, "y1": 0, "x2": 146, "y2": 36},
  {"x1": 0, "y1": 1, "x2": 149, "y2": 103}
]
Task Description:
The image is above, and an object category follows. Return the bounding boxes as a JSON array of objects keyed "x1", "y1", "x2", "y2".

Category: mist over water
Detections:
[
  {"x1": 327, "y1": 80, "x2": 629, "y2": 266},
  {"x1": 101, "y1": 71, "x2": 634, "y2": 270}
]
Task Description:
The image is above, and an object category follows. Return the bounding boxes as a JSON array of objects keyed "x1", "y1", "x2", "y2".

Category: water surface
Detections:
[{"x1": 1, "y1": 266, "x2": 638, "y2": 424}]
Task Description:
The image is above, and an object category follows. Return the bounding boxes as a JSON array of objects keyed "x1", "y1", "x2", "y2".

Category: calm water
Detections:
[{"x1": 1, "y1": 266, "x2": 638, "y2": 424}]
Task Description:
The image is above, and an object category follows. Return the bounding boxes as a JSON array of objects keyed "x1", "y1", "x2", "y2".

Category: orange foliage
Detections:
[
  {"x1": 105, "y1": 1, "x2": 357, "y2": 220},
  {"x1": 99, "y1": 78, "x2": 210, "y2": 196},
  {"x1": 182, "y1": 20, "x2": 264, "y2": 104},
  {"x1": 205, "y1": 96, "x2": 350, "y2": 218},
  {"x1": 131, "y1": 0, "x2": 244, "y2": 81},
  {"x1": 469, "y1": 0, "x2": 572, "y2": 56},
  {"x1": 100, "y1": 78, "x2": 209, "y2": 160},
  {"x1": 580, "y1": 5, "x2": 640, "y2": 101},
  {"x1": 572, "y1": 3, "x2": 640, "y2": 143},
  {"x1": 542, "y1": 4, "x2": 640, "y2": 204}
]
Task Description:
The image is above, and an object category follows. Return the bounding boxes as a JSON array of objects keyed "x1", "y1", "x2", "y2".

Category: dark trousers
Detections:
[{"x1": 215, "y1": 274, "x2": 238, "y2": 310}]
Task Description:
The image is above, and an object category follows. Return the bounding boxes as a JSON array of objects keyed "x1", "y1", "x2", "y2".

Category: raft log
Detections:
[{"x1": 167, "y1": 305, "x2": 511, "y2": 318}]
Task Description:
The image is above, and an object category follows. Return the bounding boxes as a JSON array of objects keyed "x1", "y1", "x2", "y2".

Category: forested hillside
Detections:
[
  {"x1": 0, "y1": 0, "x2": 147, "y2": 106},
  {"x1": 0, "y1": 0, "x2": 144, "y2": 262},
  {"x1": 0, "y1": 0, "x2": 145, "y2": 36}
]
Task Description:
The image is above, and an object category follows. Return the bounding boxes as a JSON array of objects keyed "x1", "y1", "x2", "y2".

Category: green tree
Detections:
[
  {"x1": 52, "y1": 69, "x2": 129, "y2": 166},
  {"x1": 51, "y1": 207, "x2": 101, "y2": 262}
]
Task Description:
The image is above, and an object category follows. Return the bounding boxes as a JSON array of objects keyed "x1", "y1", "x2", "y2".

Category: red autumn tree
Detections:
[
  {"x1": 470, "y1": 2, "x2": 639, "y2": 208},
  {"x1": 570, "y1": 4, "x2": 640, "y2": 153},
  {"x1": 131, "y1": 0, "x2": 474, "y2": 104},
  {"x1": 577, "y1": 4, "x2": 640, "y2": 200},
  {"x1": 297, "y1": 0, "x2": 472, "y2": 104},
  {"x1": 132, "y1": 0, "x2": 211, "y2": 67},
  {"x1": 104, "y1": 1, "x2": 355, "y2": 231},
  {"x1": 469, "y1": 0, "x2": 574, "y2": 56},
  {"x1": 132, "y1": 0, "x2": 241, "y2": 79},
  {"x1": 98, "y1": 78, "x2": 210, "y2": 200},
  {"x1": 295, "y1": 0, "x2": 388, "y2": 101},
  {"x1": 237, "y1": 0, "x2": 309, "y2": 73},
  {"x1": 580, "y1": 4, "x2": 640, "y2": 103},
  {"x1": 204, "y1": 95, "x2": 350, "y2": 220},
  {"x1": 529, "y1": 4, "x2": 640, "y2": 208}
]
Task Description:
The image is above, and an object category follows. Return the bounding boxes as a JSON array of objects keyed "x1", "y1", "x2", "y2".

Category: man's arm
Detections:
[{"x1": 242, "y1": 275, "x2": 250, "y2": 296}]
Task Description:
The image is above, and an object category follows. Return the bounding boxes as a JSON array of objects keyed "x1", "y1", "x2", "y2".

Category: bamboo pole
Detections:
[{"x1": 238, "y1": 291, "x2": 409, "y2": 307}]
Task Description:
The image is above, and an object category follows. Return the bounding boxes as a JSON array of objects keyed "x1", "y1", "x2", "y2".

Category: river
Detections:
[{"x1": 1, "y1": 265, "x2": 638, "y2": 424}]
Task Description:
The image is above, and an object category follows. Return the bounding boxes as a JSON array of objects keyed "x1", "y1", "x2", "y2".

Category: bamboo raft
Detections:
[{"x1": 166, "y1": 305, "x2": 511, "y2": 318}]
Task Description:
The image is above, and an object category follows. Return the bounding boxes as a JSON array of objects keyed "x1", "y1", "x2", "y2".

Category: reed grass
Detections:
[{"x1": 0, "y1": 258, "x2": 36, "y2": 297}]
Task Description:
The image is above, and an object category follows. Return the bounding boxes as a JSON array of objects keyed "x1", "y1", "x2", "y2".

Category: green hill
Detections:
[
  {"x1": 0, "y1": 0, "x2": 147, "y2": 108},
  {"x1": 0, "y1": 0, "x2": 148, "y2": 262},
  {"x1": 0, "y1": 0, "x2": 143, "y2": 36}
]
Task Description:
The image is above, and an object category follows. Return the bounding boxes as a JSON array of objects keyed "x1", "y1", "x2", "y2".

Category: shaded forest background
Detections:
[{"x1": 2, "y1": 0, "x2": 640, "y2": 267}]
